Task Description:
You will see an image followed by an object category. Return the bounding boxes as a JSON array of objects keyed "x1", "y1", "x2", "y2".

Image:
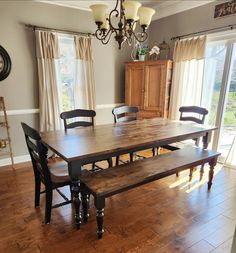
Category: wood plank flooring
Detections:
[{"x1": 0, "y1": 151, "x2": 235, "y2": 253}]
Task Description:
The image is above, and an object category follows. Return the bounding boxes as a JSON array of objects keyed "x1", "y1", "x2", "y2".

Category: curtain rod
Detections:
[
  {"x1": 171, "y1": 23, "x2": 236, "y2": 41},
  {"x1": 25, "y1": 24, "x2": 95, "y2": 37}
]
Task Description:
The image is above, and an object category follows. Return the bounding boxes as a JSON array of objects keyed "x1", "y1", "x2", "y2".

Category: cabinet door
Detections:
[
  {"x1": 125, "y1": 65, "x2": 144, "y2": 109},
  {"x1": 143, "y1": 64, "x2": 166, "y2": 112}
]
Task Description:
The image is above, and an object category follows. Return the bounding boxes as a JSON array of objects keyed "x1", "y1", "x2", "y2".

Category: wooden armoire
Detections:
[{"x1": 125, "y1": 60, "x2": 172, "y2": 119}]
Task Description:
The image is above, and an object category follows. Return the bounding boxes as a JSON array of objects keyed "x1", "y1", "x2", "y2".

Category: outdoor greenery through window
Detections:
[{"x1": 57, "y1": 35, "x2": 76, "y2": 112}]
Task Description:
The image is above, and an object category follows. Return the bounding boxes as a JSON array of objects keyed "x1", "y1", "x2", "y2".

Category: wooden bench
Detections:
[{"x1": 81, "y1": 147, "x2": 220, "y2": 239}]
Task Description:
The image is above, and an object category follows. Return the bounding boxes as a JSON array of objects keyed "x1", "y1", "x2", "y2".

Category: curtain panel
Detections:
[
  {"x1": 169, "y1": 36, "x2": 207, "y2": 120},
  {"x1": 35, "y1": 30, "x2": 62, "y2": 131},
  {"x1": 173, "y1": 36, "x2": 206, "y2": 62},
  {"x1": 74, "y1": 36, "x2": 96, "y2": 110}
]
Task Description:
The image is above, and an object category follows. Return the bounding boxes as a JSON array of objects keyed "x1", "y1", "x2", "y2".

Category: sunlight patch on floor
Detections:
[{"x1": 169, "y1": 164, "x2": 223, "y2": 193}]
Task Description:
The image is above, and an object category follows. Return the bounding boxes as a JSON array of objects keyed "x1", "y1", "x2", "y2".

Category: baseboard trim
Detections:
[
  {"x1": 0, "y1": 104, "x2": 124, "y2": 116},
  {"x1": 96, "y1": 103, "x2": 124, "y2": 109},
  {"x1": 0, "y1": 155, "x2": 31, "y2": 167}
]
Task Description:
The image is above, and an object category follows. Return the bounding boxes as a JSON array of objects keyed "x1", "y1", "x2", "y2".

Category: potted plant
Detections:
[{"x1": 137, "y1": 47, "x2": 149, "y2": 61}]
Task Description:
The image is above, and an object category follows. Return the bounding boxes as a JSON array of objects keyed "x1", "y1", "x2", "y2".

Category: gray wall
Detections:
[
  {"x1": 149, "y1": 2, "x2": 236, "y2": 57},
  {"x1": 0, "y1": 1, "x2": 131, "y2": 162}
]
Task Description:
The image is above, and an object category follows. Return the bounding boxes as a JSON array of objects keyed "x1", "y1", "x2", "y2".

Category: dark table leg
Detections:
[
  {"x1": 69, "y1": 161, "x2": 82, "y2": 229},
  {"x1": 81, "y1": 184, "x2": 89, "y2": 223},
  {"x1": 71, "y1": 179, "x2": 81, "y2": 229}
]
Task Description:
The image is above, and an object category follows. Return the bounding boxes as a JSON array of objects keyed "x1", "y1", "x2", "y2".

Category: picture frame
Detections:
[{"x1": 214, "y1": 0, "x2": 236, "y2": 19}]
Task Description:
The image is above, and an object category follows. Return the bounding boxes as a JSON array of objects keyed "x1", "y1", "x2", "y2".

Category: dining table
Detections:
[{"x1": 41, "y1": 117, "x2": 217, "y2": 228}]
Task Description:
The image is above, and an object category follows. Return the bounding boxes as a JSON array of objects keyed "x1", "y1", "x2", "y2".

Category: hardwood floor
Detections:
[{"x1": 0, "y1": 151, "x2": 235, "y2": 253}]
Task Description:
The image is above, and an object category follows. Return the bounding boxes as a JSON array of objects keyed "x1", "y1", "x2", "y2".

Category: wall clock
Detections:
[{"x1": 0, "y1": 45, "x2": 12, "y2": 81}]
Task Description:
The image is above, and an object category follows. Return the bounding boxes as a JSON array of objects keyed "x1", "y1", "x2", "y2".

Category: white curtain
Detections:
[
  {"x1": 225, "y1": 137, "x2": 236, "y2": 169},
  {"x1": 74, "y1": 36, "x2": 96, "y2": 110},
  {"x1": 169, "y1": 36, "x2": 206, "y2": 119},
  {"x1": 35, "y1": 30, "x2": 63, "y2": 131}
]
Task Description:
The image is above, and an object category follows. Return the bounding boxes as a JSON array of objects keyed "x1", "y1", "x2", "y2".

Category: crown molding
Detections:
[
  {"x1": 152, "y1": 0, "x2": 216, "y2": 20},
  {"x1": 36, "y1": 0, "x2": 217, "y2": 20}
]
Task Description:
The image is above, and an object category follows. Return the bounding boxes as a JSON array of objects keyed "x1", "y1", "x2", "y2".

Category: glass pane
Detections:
[
  {"x1": 218, "y1": 43, "x2": 236, "y2": 160},
  {"x1": 201, "y1": 41, "x2": 227, "y2": 126},
  {"x1": 58, "y1": 36, "x2": 76, "y2": 112}
]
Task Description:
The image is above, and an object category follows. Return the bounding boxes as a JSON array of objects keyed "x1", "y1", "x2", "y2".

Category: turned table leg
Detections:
[
  {"x1": 81, "y1": 184, "x2": 89, "y2": 223},
  {"x1": 95, "y1": 197, "x2": 105, "y2": 239},
  {"x1": 71, "y1": 179, "x2": 81, "y2": 229},
  {"x1": 69, "y1": 161, "x2": 82, "y2": 229}
]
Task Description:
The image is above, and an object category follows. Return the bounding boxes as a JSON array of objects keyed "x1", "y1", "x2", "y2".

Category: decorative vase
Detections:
[{"x1": 139, "y1": 55, "x2": 145, "y2": 61}]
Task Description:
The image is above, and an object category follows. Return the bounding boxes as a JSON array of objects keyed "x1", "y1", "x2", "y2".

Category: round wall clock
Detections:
[{"x1": 0, "y1": 45, "x2": 12, "y2": 81}]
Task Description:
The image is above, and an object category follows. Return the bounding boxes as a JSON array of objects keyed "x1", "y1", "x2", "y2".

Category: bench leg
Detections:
[
  {"x1": 208, "y1": 159, "x2": 217, "y2": 190},
  {"x1": 94, "y1": 197, "x2": 105, "y2": 239},
  {"x1": 200, "y1": 164, "x2": 204, "y2": 181},
  {"x1": 189, "y1": 168, "x2": 194, "y2": 181},
  {"x1": 81, "y1": 184, "x2": 89, "y2": 223}
]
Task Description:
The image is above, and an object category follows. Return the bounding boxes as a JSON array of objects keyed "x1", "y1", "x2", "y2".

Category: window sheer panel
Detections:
[
  {"x1": 169, "y1": 36, "x2": 206, "y2": 120},
  {"x1": 169, "y1": 59, "x2": 204, "y2": 119},
  {"x1": 57, "y1": 35, "x2": 95, "y2": 115}
]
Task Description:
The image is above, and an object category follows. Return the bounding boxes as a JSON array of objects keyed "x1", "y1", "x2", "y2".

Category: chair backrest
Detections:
[
  {"x1": 112, "y1": 105, "x2": 139, "y2": 123},
  {"x1": 21, "y1": 122, "x2": 51, "y2": 185},
  {"x1": 60, "y1": 109, "x2": 96, "y2": 130},
  {"x1": 179, "y1": 106, "x2": 208, "y2": 124}
]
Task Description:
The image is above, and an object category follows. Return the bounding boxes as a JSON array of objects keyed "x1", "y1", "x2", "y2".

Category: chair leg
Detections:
[
  {"x1": 34, "y1": 172, "x2": 41, "y2": 208},
  {"x1": 200, "y1": 164, "x2": 204, "y2": 181},
  {"x1": 107, "y1": 158, "x2": 112, "y2": 167},
  {"x1": 92, "y1": 162, "x2": 96, "y2": 170},
  {"x1": 176, "y1": 172, "x2": 179, "y2": 177},
  {"x1": 116, "y1": 156, "x2": 119, "y2": 166},
  {"x1": 45, "y1": 188, "x2": 53, "y2": 224},
  {"x1": 130, "y1": 153, "x2": 134, "y2": 162},
  {"x1": 94, "y1": 197, "x2": 105, "y2": 239},
  {"x1": 152, "y1": 148, "x2": 156, "y2": 156}
]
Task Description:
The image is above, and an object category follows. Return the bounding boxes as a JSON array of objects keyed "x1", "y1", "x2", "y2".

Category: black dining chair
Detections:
[
  {"x1": 112, "y1": 105, "x2": 139, "y2": 124},
  {"x1": 60, "y1": 109, "x2": 112, "y2": 169},
  {"x1": 112, "y1": 105, "x2": 152, "y2": 165},
  {"x1": 161, "y1": 106, "x2": 209, "y2": 180},
  {"x1": 21, "y1": 122, "x2": 73, "y2": 224}
]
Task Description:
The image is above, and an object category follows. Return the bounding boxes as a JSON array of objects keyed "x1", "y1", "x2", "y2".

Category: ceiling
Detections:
[{"x1": 38, "y1": 0, "x2": 217, "y2": 20}]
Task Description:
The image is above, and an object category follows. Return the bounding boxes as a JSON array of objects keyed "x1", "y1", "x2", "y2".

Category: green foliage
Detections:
[{"x1": 137, "y1": 48, "x2": 149, "y2": 56}]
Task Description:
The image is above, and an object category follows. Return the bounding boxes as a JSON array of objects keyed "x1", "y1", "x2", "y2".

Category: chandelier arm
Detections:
[
  {"x1": 132, "y1": 32, "x2": 149, "y2": 43},
  {"x1": 95, "y1": 29, "x2": 106, "y2": 41},
  {"x1": 101, "y1": 30, "x2": 116, "y2": 45}
]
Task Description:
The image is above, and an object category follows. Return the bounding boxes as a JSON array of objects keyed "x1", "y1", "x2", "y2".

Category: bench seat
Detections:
[{"x1": 81, "y1": 147, "x2": 220, "y2": 239}]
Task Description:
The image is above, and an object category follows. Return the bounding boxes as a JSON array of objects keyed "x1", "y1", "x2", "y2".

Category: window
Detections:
[{"x1": 57, "y1": 35, "x2": 76, "y2": 112}]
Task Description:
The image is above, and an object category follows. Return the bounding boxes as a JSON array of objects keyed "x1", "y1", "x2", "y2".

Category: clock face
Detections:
[{"x1": 0, "y1": 46, "x2": 11, "y2": 81}]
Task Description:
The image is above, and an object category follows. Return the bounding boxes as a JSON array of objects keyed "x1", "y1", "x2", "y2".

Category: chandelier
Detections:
[{"x1": 90, "y1": 0, "x2": 155, "y2": 49}]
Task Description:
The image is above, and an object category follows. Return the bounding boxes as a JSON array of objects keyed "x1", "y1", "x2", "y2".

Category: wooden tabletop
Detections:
[{"x1": 41, "y1": 118, "x2": 217, "y2": 164}]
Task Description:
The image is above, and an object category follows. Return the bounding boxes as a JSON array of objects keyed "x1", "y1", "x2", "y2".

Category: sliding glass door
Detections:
[
  {"x1": 218, "y1": 43, "x2": 236, "y2": 161},
  {"x1": 202, "y1": 33, "x2": 236, "y2": 165}
]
